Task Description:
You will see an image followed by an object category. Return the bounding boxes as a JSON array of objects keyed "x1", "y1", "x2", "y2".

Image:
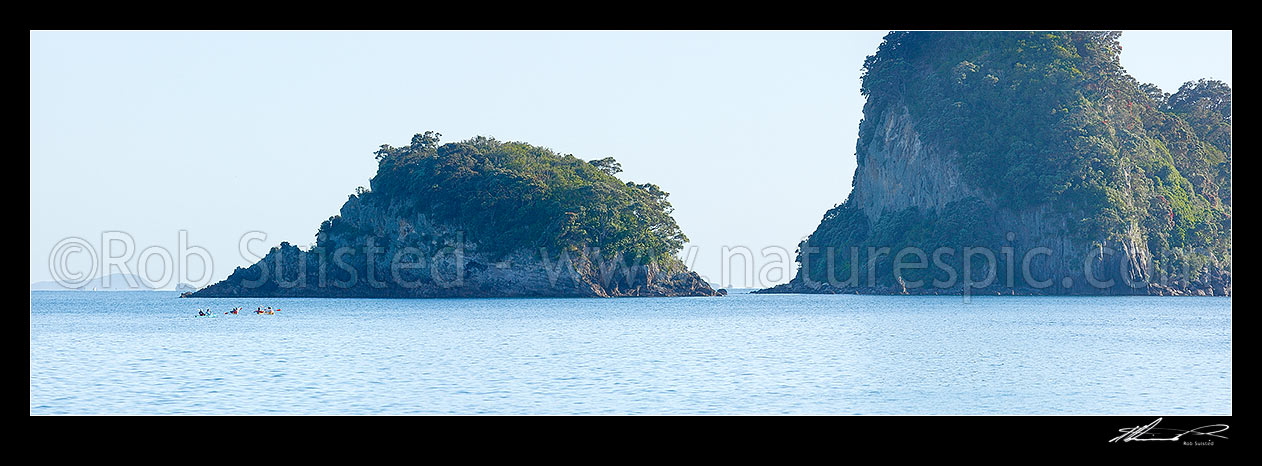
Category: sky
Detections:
[{"x1": 30, "y1": 30, "x2": 1232, "y2": 289}]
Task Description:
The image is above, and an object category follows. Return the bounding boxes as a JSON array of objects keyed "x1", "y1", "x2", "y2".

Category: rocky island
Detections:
[
  {"x1": 189, "y1": 133, "x2": 721, "y2": 298},
  {"x1": 759, "y1": 31, "x2": 1230, "y2": 296}
]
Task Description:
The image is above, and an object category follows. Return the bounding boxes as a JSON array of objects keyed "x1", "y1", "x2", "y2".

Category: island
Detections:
[
  {"x1": 758, "y1": 31, "x2": 1230, "y2": 296},
  {"x1": 188, "y1": 133, "x2": 722, "y2": 298}
]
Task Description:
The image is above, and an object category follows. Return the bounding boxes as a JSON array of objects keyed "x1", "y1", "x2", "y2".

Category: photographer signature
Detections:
[{"x1": 1109, "y1": 418, "x2": 1229, "y2": 443}]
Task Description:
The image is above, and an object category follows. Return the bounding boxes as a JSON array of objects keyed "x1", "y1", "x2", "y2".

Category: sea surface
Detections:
[{"x1": 30, "y1": 291, "x2": 1231, "y2": 415}]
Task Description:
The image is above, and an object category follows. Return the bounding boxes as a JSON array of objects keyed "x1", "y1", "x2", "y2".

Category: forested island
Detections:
[
  {"x1": 759, "y1": 31, "x2": 1230, "y2": 296},
  {"x1": 189, "y1": 133, "x2": 721, "y2": 298}
]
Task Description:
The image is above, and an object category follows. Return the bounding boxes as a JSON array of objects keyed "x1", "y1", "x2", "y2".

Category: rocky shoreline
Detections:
[
  {"x1": 754, "y1": 274, "x2": 1231, "y2": 297},
  {"x1": 186, "y1": 240, "x2": 725, "y2": 299}
]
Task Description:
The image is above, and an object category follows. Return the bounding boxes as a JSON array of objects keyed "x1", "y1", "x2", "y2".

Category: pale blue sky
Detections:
[{"x1": 30, "y1": 30, "x2": 1231, "y2": 288}]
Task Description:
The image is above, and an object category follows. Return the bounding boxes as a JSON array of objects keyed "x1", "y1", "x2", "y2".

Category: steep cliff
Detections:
[
  {"x1": 190, "y1": 133, "x2": 721, "y2": 298},
  {"x1": 761, "y1": 31, "x2": 1230, "y2": 296}
]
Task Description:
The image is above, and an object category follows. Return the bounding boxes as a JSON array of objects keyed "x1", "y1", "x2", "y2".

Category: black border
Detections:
[{"x1": 30, "y1": 16, "x2": 1233, "y2": 459}]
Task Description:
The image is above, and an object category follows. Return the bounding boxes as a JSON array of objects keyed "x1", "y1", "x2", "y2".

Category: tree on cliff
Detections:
[{"x1": 589, "y1": 157, "x2": 623, "y2": 176}]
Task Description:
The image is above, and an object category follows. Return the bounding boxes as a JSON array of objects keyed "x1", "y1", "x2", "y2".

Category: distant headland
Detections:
[{"x1": 758, "y1": 31, "x2": 1230, "y2": 297}]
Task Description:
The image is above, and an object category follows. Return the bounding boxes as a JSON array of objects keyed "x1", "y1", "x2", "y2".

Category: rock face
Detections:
[
  {"x1": 859, "y1": 103, "x2": 1164, "y2": 295},
  {"x1": 191, "y1": 236, "x2": 719, "y2": 299},
  {"x1": 189, "y1": 135, "x2": 721, "y2": 298},
  {"x1": 760, "y1": 32, "x2": 1230, "y2": 296},
  {"x1": 850, "y1": 105, "x2": 985, "y2": 222}
]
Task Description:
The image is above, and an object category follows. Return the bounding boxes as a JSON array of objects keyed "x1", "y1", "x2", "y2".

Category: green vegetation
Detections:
[
  {"x1": 796, "y1": 31, "x2": 1230, "y2": 289},
  {"x1": 322, "y1": 132, "x2": 687, "y2": 265},
  {"x1": 858, "y1": 31, "x2": 1229, "y2": 245},
  {"x1": 798, "y1": 199, "x2": 999, "y2": 288}
]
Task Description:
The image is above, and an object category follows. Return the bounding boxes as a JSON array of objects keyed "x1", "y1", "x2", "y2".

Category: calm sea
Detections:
[{"x1": 30, "y1": 291, "x2": 1231, "y2": 415}]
